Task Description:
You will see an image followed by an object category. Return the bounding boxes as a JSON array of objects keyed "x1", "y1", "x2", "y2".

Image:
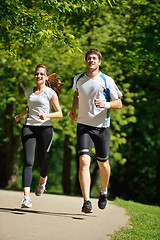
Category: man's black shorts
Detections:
[{"x1": 77, "y1": 123, "x2": 110, "y2": 162}]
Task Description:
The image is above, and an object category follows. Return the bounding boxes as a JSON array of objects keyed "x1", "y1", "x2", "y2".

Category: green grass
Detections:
[{"x1": 110, "y1": 198, "x2": 160, "y2": 240}]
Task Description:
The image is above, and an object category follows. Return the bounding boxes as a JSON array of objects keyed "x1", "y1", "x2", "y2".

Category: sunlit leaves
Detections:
[{"x1": 0, "y1": 0, "x2": 116, "y2": 56}]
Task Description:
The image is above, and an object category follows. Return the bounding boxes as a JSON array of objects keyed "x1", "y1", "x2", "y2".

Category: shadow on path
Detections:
[{"x1": 0, "y1": 207, "x2": 96, "y2": 220}]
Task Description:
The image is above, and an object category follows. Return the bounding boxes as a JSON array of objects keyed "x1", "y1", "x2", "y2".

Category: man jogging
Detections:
[{"x1": 69, "y1": 49, "x2": 122, "y2": 213}]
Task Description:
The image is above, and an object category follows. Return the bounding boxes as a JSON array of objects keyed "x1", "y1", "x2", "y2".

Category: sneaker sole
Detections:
[
  {"x1": 35, "y1": 176, "x2": 48, "y2": 196},
  {"x1": 35, "y1": 187, "x2": 45, "y2": 196},
  {"x1": 98, "y1": 201, "x2": 107, "y2": 209},
  {"x1": 21, "y1": 204, "x2": 32, "y2": 208},
  {"x1": 82, "y1": 207, "x2": 93, "y2": 213},
  {"x1": 35, "y1": 192, "x2": 43, "y2": 196}
]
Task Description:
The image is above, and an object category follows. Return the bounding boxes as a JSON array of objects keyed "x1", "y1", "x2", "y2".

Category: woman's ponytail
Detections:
[{"x1": 46, "y1": 73, "x2": 64, "y2": 94}]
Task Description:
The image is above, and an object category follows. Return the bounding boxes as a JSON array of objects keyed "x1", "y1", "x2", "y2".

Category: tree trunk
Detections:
[
  {"x1": 155, "y1": 150, "x2": 160, "y2": 206},
  {"x1": 62, "y1": 135, "x2": 72, "y2": 194},
  {"x1": 0, "y1": 103, "x2": 21, "y2": 188}
]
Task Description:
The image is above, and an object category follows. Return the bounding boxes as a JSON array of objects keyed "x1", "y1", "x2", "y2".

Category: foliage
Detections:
[
  {"x1": 108, "y1": 0, "x2": 160, "y2": 205},
  {"x1": 111, "y1": 198, "x2": 160, "y2": 240},
  {"x1": 0, "y1": 0, "x2": 159, "y2": 205},
  {"x1": 0, "y1": 0, "x2": 115, "y2": 56}
]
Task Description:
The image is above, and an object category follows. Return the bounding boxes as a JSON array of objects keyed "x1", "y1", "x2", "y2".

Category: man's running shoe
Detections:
[
  {"x1": 21, "y1": 196, "x2": 32, "y2": 208},
  {"x1": 35, "y1": 176, "x2": 47, "y2": 196},
  {"x1": 98, "y1": 193, "x2": 107, "y2": 209},
  {"x1": 82, "y1": 200, "x2": 93, "y2": 213}
]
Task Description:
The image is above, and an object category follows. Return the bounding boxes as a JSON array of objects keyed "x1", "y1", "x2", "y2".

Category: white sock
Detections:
[
  {"x1": 101, "y1": 189, "x2": 107, "y2": 195},
  {"x1": 24, "y1": 195, "x2": 30, "y2": 199}
]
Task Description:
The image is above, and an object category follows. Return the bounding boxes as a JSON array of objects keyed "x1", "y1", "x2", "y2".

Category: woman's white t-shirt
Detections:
[{"x1": 24, "y1": 87, "x2": 55, "y2": 126}]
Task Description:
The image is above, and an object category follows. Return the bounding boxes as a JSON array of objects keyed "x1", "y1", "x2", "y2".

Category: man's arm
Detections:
[
  {"x1": 69, "y1": 91, "x2": 79, "y2": 121},
  {"x1": 110, "y1": 98, "x2": 122, "y2": 109},
  {"x1": 94, "y1": 98, "x2": 122, "y2": 109}
]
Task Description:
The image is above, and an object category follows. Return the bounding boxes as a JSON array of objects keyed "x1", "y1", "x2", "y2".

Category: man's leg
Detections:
[
  {"x1": 97, "y1": 160, "x2": 110, "y2": 193},
  {"x1": 77, "y1": 124, "x2": 93, "y2": 213},
  {"x1": 93, "y1": 127, "x2": 110, "y2": 210},
  {"x1": 79, "y1": 154, "x2": 93, "y2": 213},
  {"x1": 97, "y1": 160, "x2": 110, "y2": 209},
  {"x1": 79, "y1": 154, "x2": 91, "y2": 201}
]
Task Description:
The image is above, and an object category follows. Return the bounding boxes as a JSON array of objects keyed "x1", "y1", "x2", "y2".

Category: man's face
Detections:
[{"x1": 86, "y1": 54, "x2": 101, "y2": 72}]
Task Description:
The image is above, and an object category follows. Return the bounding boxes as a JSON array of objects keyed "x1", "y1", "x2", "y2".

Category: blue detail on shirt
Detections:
[
  {"x1": 99, "y1": 72, "x2": 111, "y2": 102},
  {"x1": 75, "y1": 72, "x2": 85, "y2": 91},
  {"x1": 106, "y1": 110, "x2": 110, "y2": 126},
  {"x1": 99, "y1": 72, "x2": 111, "y2": 127},
  {"x1": 103, "y1": 88, "x2": 111, "y2": 102},
  {"x1": 99, "y1": 72, "x2": 107, "y2": 88}
]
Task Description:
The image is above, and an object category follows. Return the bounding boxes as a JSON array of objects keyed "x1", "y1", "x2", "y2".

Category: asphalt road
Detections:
[{"x1": 0, "y1": 190, "x2": 130, "y2": 240}]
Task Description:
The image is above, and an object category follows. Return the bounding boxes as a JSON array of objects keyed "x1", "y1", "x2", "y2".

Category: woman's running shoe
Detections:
[
  {"x1": 35, "y1": 176, "x2": 47, "y2": 196},
  {"x1": 21, "y1": 196, "x2": 32, "y2": 208}
]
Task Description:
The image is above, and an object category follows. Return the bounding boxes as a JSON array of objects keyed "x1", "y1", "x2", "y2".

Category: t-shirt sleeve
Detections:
[
  {"x1": 72, "y1": 76, "x2": 78, "y2": 91},
  {"x1": 72, "y1": 73, "x2": 84, "y2": 92},
  {"x1": 47, "y1": 87, "x2": 55, "y2": 100},
  {"x1": 107, "y1": 76, "x2": 123, "y2": 100},
  {"x1": 25, "y1": 88, "x2": 33, "y2": 100}
]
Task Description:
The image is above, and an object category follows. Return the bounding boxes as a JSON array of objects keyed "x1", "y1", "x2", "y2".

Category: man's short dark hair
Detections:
[{"x1": 85, "y1": 49, "x2": 102, "y2": 61}]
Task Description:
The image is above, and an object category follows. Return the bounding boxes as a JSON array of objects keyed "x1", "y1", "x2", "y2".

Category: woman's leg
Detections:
[
  {"x1": 35, "y1": 126, "x2": 53, "y2": 196},
  {"x1": 22, "y1": 125, "x2": 36, "y2": 197},
  {"x1": 36, "y1": 126, "x2": 53, "y2": 178}
]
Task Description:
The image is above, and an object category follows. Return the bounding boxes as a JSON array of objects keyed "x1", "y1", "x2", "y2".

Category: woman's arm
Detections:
[
  {"x1": 15, "y1": 106, "x2": 28, "y2": 122},
  {"x1": 38, "y1": 92, "x2": 63, "y2": 120}
]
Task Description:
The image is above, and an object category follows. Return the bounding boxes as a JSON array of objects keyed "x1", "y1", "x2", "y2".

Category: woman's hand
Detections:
[
  {"x1": 15, "y1": 106, "x2": 28, "y2": 122},
  {"x1": 15, "y1": 115, "x2": 21, "y2": 122},
  {"x1": 38, "y1": 113, "x2": 48, "y2": 120}
]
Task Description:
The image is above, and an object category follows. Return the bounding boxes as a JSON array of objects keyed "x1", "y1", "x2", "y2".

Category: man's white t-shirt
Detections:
[
  {"x1": 72, "y1": 72, "x2": 122, "y2": 128},
  {"x1": 24, "y1": 87, "x2": 55, "y2": 126}
]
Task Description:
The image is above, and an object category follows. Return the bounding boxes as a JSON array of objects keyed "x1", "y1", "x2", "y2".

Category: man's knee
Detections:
[
  {"x1": 79, "y1": 155, "x2": 91, "y2": 168},
  {"x1": 98, "y1": 160, "x2": 110, "y2": 170}
]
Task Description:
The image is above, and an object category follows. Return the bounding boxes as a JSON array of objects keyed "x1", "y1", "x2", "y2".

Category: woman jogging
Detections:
[{"x1": 15, "y1": 64, "x2": 63, "y2": 208}]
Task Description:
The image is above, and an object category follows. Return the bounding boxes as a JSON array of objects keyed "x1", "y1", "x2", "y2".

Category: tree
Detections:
[
  {"x1": 106, "y1": 0, "x2": 160, "y2": 205},
  {"x1": 1, "y1": 0, "x2": 159, "y2": 207},
  {"x1": 0, "y1": 0, "x2": 115, "y2": 56},
  {"x1": 0, "y1": 0, "x2": 115, "y2": 189},
  {"x1": 62, "y1": 0, "x2": 160, "y2": 204}
]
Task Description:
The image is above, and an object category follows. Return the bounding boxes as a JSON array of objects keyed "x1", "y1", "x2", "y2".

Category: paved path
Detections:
[{"x1": 0, "y1": 190, "x2": 130, "y2": 240}]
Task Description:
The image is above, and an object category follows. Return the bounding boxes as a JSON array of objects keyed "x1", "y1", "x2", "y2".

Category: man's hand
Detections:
[
  {"x1": 69, "y1": 110, "x2": 76, "y2": 121},
  {"x1": 94, "y1": 99, "x2": 105, "y2": 108}
]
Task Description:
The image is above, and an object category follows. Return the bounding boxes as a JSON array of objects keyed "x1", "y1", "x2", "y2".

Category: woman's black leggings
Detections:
[{"x1": 22, "y1": 125, "x2": 53, "y2": 187}]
